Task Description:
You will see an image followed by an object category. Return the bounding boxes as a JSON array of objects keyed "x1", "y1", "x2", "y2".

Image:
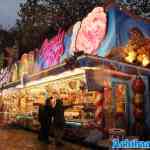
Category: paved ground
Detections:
[{"x1": 0, "y1": 127, "x2": 91, "y2": 150}]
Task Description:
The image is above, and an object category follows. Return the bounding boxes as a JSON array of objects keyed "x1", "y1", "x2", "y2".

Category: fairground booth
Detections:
[{"x1": 0, "y1": 2, "x2": 150, "y2": 147}]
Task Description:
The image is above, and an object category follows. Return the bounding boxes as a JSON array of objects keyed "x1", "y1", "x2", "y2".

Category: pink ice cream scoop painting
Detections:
[
  {"x1": 76, "y1": 7, "x2": 107, "y2": 55},
  {"x1": 39, "y1": 30, "x2": 65, "y2": 68}
]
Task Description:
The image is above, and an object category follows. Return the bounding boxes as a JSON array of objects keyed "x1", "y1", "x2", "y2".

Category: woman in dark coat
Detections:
[
  {"x1": 38, "y1": 97, "x2": 53, "y2": 143},
  {"x1": 53, "y1": 99, "x2": 65, "y2": 145}
]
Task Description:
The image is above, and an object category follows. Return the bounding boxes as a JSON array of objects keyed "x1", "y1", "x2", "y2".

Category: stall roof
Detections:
[
  {"x1": 2, "y1": 54, "x2": 150, "y2": 90},
  {"x1": 78, "y1": 55, "x2": 150, "y2": 76}
]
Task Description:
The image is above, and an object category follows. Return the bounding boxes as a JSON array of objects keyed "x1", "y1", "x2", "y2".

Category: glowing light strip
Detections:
[
  {"x1": 0, "y1": 112, "x2": 33, "y2": 115},
  {"x1": 25, "y1": 67, "x2": 87, "y2": 87}
]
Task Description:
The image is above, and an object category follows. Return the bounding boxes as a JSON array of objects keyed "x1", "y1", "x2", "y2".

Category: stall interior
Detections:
[{"x1": 0, "y1": 67, "x2": 133, "y2": 135}]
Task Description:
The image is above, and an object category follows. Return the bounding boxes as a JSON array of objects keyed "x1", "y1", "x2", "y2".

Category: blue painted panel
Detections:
[{"x1": 98, "y1": 7, "x2": 116, "y2": 57}]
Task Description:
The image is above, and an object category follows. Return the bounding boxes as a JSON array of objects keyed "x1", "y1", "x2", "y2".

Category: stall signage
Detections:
[
  {"x1": 76, "y1": 7, "x2": 107, "y2": 55},
  {"x1": 38, "y1": 30, "x2": 65, "y2": 69}
]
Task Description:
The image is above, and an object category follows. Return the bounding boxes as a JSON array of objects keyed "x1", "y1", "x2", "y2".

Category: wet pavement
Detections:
[{"x1": 0, "y1": 127, "x2": 91, "y2": 150}]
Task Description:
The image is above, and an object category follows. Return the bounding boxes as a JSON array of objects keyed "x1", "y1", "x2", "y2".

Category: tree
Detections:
[
  {"x1": 16, "y1": 0, "x2": 106, "y2": 53},
  {"x1": 0, "y1": 27, "x2": 17, "y2": 68},
  {"x1": 16, "y1": 0, "x2": 57, "y2": 55},
  {"x1": 3, "y1": 0, "x2": 149, "y2": 60},
  {"x1": 116, "y1": 0, "x2": 150, "y2": 18}
]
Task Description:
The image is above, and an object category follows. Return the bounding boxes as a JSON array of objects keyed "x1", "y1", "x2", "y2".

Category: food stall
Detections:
[{"x1": 0, "y1": 54, "x2": 140, "y2": 139}]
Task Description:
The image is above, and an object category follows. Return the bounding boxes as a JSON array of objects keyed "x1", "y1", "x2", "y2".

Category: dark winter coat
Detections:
[
  {"x1": 38, "y1": 104, "x2": 53, "y2": 126},
  {"x1": 53, "y1": 99, "x2": 73, "y2": 128},
  {"x1": 53, "y1": 100, "x2": 65, "y2": 128}
]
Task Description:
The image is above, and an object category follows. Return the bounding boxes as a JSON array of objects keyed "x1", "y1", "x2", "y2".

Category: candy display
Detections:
[
  {"x1": 0, "y1": 66, "x2": 133, "y2": 132},
  {"x1": 0, "y1": 68, "x2": 106, "y2": 129}
]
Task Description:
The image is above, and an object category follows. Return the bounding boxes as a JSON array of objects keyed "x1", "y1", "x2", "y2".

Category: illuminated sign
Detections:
[{"x1": 38, "y1": 30, "x2": 65, "y2": 69}]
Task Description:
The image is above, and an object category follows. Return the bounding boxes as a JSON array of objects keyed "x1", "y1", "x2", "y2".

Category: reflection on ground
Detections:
[{"x1": 0, "y1": 127, "x2": 91, "y2": 150}]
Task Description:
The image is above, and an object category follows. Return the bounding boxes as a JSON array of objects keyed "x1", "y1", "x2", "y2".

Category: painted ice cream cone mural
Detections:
[{"x1": 76, "y1": 7, "x2": 107, "y2": 55}]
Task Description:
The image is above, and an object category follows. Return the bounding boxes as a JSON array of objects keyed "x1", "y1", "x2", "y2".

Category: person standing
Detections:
[
  {"x1": 38, "y1": 97, "x2": 53, "y2": 144},
  {"x1": 53, "y1": 99, "x2": 65, "y2": 145}
]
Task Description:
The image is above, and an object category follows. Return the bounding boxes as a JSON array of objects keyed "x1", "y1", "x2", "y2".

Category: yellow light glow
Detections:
[
  {"x1": 125, "y1": 51, "x2": 137, "y2": 63},
  {"x1": 142, "y1": 55, "x2": 150, "y2": 67}
]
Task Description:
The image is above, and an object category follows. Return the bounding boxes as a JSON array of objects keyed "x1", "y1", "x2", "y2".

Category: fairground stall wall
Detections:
[{"x1": 0, "y1": 2, "x2": 150, "y2": 143}]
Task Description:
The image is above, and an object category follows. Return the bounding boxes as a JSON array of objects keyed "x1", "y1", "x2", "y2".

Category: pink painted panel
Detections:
[
  {"x1": 76, "y1": 7, "x2": 107, "y2": 55},
  {"x1": 39, "y1": 30, "x2": 65, "y2": 67}
]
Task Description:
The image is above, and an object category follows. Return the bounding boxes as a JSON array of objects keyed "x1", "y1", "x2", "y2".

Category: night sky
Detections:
[{"x1": 0, "y1": 0, "x2": 24, "y2": 29}]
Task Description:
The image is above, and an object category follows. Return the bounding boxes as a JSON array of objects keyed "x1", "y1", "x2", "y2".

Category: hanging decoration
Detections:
[
  {"x1": 132, "y1": 76, "x2": 145, "y2": 93},
  {"x1": 132, "y1": 75, "x2": 145, "y2": 136}
]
